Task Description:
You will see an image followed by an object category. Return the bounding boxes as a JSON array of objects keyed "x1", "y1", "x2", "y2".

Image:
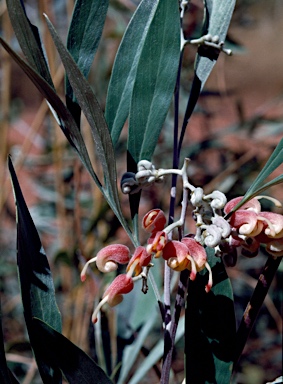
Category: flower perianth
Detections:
[
  {"x1": 126, "y1": 246, "x2": 152, "y2": 276},
  {"x1": 146, "y1": 230, "x2": 168, "y2": 258},
  {"x1": 162, "y1": 240, "x2": 191, "y2": 272},
  {"x1": 224, "y1": 196, "x2": 262, "y2": 215},
  {"x1": 142, "y1": 209, "x2": 166, "y2": 233},
  {"x1": 81, "y1": 244, "x2": 130, "y2": 281},
  {"x1": 229, "y1": 210, "x2": 264, "y2": 237},
  {"x1": 91, "y1": 274, "x2": 134, "y2": 324},
  {"x1": 96, "y1": 244, "x2": 131, "y2": 272},
  {"x1": 258, "y1": 212, "x2": 283, "y2": 238},
  {"x1": 181, "y1": 237, "x2": 213, "y2": 290}
]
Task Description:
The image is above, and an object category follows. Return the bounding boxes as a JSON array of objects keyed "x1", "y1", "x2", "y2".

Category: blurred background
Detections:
[{"x1": 0, "y1": 0, "x2": 282, "y2": 382}]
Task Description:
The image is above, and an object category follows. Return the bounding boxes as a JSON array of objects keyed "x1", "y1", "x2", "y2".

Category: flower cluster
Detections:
[
  {"x1": 81, "y1": 204, "x2": 219, "y2": 322},
  {"x1": 81, "y1": 243, "x2": 151, "y2": 323},
  {"x1": 224, "y1": 196, "x2": 283, "y2": 258},
  {"x1": 81, "y1": 159, "x2": 283, "y2": 324}
]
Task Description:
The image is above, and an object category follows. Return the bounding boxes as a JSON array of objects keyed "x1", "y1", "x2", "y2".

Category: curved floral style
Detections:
[
  {"x1": 91, "y1": 274, "x2": 134, "y2": 323},
  {"x1": 80, "y1": 244, "x2": 130, "y2": 281}
]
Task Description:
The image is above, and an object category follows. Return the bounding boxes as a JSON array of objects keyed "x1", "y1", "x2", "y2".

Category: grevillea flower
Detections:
[
  {"x1": 181, "y1": 237, "x2": 213, "y2": 292},
  {"x1": 142, "y1": 209, "x2": 166, "y2": 233},
  {"x1": 225, "y1": 196, "x2": 283, "y2": 258},
  {"x1": 146, "y1": 230, "x2": 168, "y2": 258},
  {"x1": 228, "y1": 210, "x2": 264, "y2": 237},
  {"x1": 224, "y1": 196, "x2": 261, "y2": 215},
  {"x1": 91, "y1": 274, "x2": 134, "y2": 323},
  {"x1": 80, "y1": 244, "x2": 130, "y2": 281},
  {"x1": 258, "y1": 212, "x2": 283, "y2": 238},
  {"x1": 126, "y1": 246, "x2": 152, "y2": 276},
  {"x1": 162, "y1": 240, "x2": 193, "y2": 273},
  {"x1": 162, "y1": 238, "x2": 213, "y2": 292}
]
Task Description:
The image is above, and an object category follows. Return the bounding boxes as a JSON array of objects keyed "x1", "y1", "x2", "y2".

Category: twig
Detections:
[{"x1": 233, "y1": 255, "x2": 282, "y2": 370}]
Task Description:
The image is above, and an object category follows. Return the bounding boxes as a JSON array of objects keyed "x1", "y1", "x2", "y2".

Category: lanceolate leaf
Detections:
[
  {"x1": 128, "y1": 0, "x2": 180, "y2": 164},
  {"x1": 178, "y1": 0, "x2": 236, "y2": 154},
  {"x1": 242, "y1": 136, "x2": 283, "y2": 196},
  {"x1": 8, "y1": 158, "x2": 62, "y2": 383},
  {"x1": 44, "y1": 16, "x2": 134, "y2": 243},
  {"x1": 0, "y1": 37, "x2": 101, "y2": 190},
  {"x1": 66, "y1": 0, "x2": 109, "y2": 103},
  {"x1": 32, "y1": 318, "x2": 113, "y2": 384},
  {"x1": 195, "y1": 0, "x2": 236, "y2": 84},
  {"x1": 105, "y1": 0, "x2": 179, "y2": 151},
  {"x1": 105, "y1": 0, "x2": 160, "y2": 146},
  {"x1": 6, "y1": 0, "x2": 54, "y2": 87},
  {"x1": 185, "y1": 248, "x2": 236, "y2": 384},
  {"x1": 227, "y1": 137, "x2": 283, "y2": 214},
  {"x1": 0, "y1": 35, "x2": 133, "y2": 242}
]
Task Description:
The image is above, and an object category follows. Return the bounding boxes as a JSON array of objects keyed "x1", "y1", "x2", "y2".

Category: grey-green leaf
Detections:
[
  {"x1": 6, "y1": 0, "x2": 54, "y2": 87},
  {"x1": 8, "y1": 158, "x2": 62, "y2": 383},
  {"x1": 178, "y1": 0, "x2": 236, "y2": 153},
  {"x1": 44, "y1": 16, "x2": 134, "y2": 242},
  {"x1": 195, "y1": 0, "x2": 236, "y2": 84},
  {"x1": 128, "y1": 0, "x2": 180, "y2": 163},
  {"x1": 66, "y1": 0, "x2": 109, "y2": 103},
  {"x1": 0, "y1": 37, "x2": 102, "y2": 190},
  {"x1": 228, "y1": 138, "x2": 283, "y2": 213},
  {"x1": 32, "y1": 318, "x2": 113, "y2": 384},
  {"x1": 105, "y1": 0, "x2": 179, "y2": 148}
]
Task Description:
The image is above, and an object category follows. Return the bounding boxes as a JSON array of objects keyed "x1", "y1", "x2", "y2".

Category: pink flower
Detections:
[
  {"x1": 81, "y1": 244, "x2": 130, "y2": 281},
  {"x1": 146, "y1": 230, "x2": 168, "y2": 258},
  {"x1": 142, "y1": 209, "x2": 166, "y2": 234},
  {"x1": 181, "y1": 237, "x2": 213, "y2": 292},
  {"x1": 258, "y1": 212, "x2": 283, "y2": 238},
  {"x1": 92, "y1": 274, "x2": 134, "y2": 323},
  {"x1": 126, "y1": 246, "x2": 152, "y2": 276},
  {"x1": 162, "y1": 238, "x2": 213, "y2": 292},
  {"x1": 224, "y1": 196, "x2": 261, "y2": 215},
  {"x1": 162, "y1": 240, "x2": 192, "y2": 272},
  {"x1": 229, "y1": 210, "x2": 264, "y2": 237},
  {"x1": 225, "y1": 197, "x2": 264, "y2": 237}
]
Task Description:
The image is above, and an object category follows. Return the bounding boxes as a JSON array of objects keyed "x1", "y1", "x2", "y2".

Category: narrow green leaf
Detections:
[
  {"x1": 227, "y1": 138, "x2": 283, "y2": 213},
  {"x1": 239, "y1": 174, "x2": 283, "y2": 207},
  {"x1": 105, "y1": 0, "x2": 171, "y2": 147},
  {"x1": 185, "y1": 248, "x2": 236, "y2": 384},
  {"x1": 66, "y1": 0, "x2": 109, "y2": 102},
  {"x1": 8, "y1": 158, "x2": 62, "y2": 383},
  {"x1": 32, "y1": 318, "x2": 113, "y2": 384},
  {"x1": 45, "y1": 15, "x2": 114, "y2": 191},
  {"x1": 178, "y1": 0, "x2": 236, "y2": 153},
  {"x1": 44, "y1": 16, "x2": 134, "y2": 243},
  {"x1": 6, "y1": 0, "x2": 54, "y2": 87},
  {"x1": 128, "y1": 0, "x2": 180, "y2": 163},
  {"x1": 0, "y1": 37, "x2": 102, "y2": 191},
  {"x1": 245, "y1": 138, "x2": 283, "y2": 195},
  {"x1": 0, "y1": 304, "x2": 20, "y2": 384},
  {"x1": 195, "y1": 0, "x2": 236, "y2": 85}
]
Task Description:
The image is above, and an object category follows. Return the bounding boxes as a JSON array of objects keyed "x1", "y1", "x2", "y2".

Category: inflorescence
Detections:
[{"x1": 81, "y1": 159, "x2": 283, "y2": 323}]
